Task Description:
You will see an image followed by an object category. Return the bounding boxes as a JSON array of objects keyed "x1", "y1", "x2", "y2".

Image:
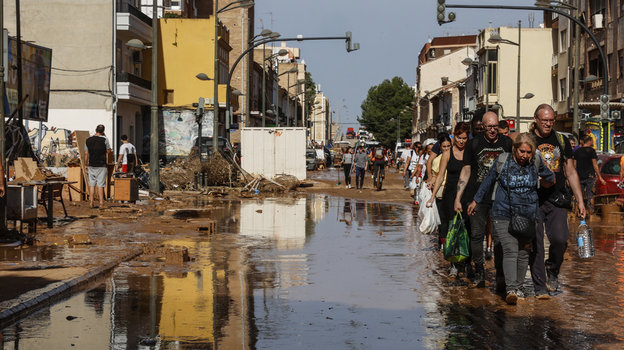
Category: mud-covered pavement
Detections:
[{"x1": 1, "y1": 168, "x2": 624, "y2": 349}]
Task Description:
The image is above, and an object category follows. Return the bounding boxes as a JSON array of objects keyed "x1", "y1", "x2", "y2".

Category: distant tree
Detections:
[
  {"x1": 304, "y1": 72, "x2": 316, "y2": 121},
  {"x1": 358, "y1": 77, "x2": 415, "y2": 147}
]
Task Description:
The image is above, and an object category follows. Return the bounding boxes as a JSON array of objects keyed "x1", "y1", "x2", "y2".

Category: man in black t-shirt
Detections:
[
  {"x1": 455, "y1": 111, "x2": 513, "y2": 288},
  {"x1": 573, "y1": 135, "x2": 605, "y2": 213},
  {"x1": 85, "y1": 124, "x2": 112, "y2": 208},
  {"x1": 530, "y1": 104, "x2": 585, "y2": 299}
]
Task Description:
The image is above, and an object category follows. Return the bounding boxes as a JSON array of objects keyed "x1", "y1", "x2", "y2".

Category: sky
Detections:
[{"x1": 255, "y1": 0, "x2": 543, "y2": 132}]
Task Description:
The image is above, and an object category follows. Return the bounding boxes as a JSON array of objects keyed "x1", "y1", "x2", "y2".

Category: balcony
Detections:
[
  {"x1": 116, "y1": 1, "x2": 152, "y2": 43},
  {"x1": 117, "y1": 72, "x2": 151, "y2": 105}
]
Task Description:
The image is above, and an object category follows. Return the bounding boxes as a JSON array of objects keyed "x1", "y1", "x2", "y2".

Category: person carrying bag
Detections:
[{"x1": 468, "y1": 133, "x2": 554, "y2": 305}]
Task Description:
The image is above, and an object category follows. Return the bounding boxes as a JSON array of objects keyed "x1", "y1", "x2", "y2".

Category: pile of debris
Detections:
[
  {"x1": 242, "y1": 174, "x2": 300, "y2": 194},
  {"x1": 160, "y1": 151, "x2": 237, "y2": 190}
]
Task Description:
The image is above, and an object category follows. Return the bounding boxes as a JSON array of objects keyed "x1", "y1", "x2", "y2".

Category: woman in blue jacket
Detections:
[{"x1": 467, "y1": 133, "x2": 555, "y2": 305}]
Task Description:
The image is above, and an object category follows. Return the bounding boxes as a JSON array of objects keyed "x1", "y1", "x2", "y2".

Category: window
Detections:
[
  {"x1": 602, "y1": 159, "x2": 621, "y2": 175},
  {"x1": 559, "y1": 78, "x2": 567, "y2": 101},
  {"x1": 589, "y1": 50, "x2": 603, "y2": 78},
  {"x1": 560, "y1": 29, "x2": 567, "y2": 53},
  {"x1": 164, "y1": 89, "x2": 174, "y2": 105}
]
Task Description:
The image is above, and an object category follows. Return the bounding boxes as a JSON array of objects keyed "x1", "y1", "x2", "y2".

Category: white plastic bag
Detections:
[
  {"x1": 409, "y1": 176, "x2": 417, "y2": 190},
  {"x1": 418, "y1": 186, "x2": 440, "y2": 235}
]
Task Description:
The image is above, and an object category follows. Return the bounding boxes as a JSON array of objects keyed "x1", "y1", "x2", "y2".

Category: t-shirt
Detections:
[
  {"x1": 85, "y1": 135, "x2": 111, "y2": 167},
  {"x1": 342, "y1": 153, "x2": 353, "y2": 164},
  {"x1": 462, "y1": 134, "x2": 513, "y2": 203},
  {"x1": 431, "y1": 155, "x2": 446, "y2": 199},
  {"x1": 418, "y1": 153, "x2": 428, "y2": 178},
  {"x1": 119, "y1": 143, "x2": 136, "y2": 165},
  {"x1": 354, "y1": 152, "x2": 368, "y2": 168},
  {"x1": 407, "y1": 150, "x2": 419, "y2": 171},
  {"x1": 534, "y1": 131, "x2": 573, "y2": 203},
  {"x1": 573, "y1": 146, "x2": 597, "y2": 180}
]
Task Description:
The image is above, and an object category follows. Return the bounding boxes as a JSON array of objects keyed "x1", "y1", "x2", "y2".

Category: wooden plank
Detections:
[
  {"x1": 74, "y1": 131, "x2": 90, "y2": 199},
  {"x1": 14, "y1": 157, "x2": 45, "y2": 181},
  {"x1": 66, "y1": 165, "x2": 84, "y2": 201}
]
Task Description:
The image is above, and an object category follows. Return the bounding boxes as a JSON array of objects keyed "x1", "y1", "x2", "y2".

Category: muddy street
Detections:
[{"x1": 1, "y1": 190, "x2": 623, "y2": 349}]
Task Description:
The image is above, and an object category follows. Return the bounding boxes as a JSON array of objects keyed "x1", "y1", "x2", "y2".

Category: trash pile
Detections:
[
  {"x1": 242, "y1": 174, "x2": 300, "y2": 194},
  {"x1": 160, "y1": 151, "x2": 237, "y2": 190}
]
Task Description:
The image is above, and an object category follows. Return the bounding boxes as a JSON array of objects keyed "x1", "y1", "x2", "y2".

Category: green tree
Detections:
[
  {"x1": 358, "y1": 76, "x2": 415, "y2": 147},
  {"x1": 304, "y1": 72, "x2": 316, "y2": 122}
]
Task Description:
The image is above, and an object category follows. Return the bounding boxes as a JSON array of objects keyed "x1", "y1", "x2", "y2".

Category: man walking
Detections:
[
  {"x1": 353, "y1": 146, "x2": 368, "y2": 190},
  {"x1": 530, "y1": 104, "x2": 586, "y2": 298},
  {"x1": 117, "y1": 135, "x2": 138, "y2": 174},
  {"x1": 455, "y1": 111, "x2": 513, "y2": 288},
  {"x1": 85, "y1": 124, "x2": 112, "y2": 208},
  {"x1": 573, "y1": 135, "x2": 605, "y2": 213}
]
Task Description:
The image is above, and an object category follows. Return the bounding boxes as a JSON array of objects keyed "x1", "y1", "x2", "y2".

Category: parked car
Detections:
[
  {"x1": 306, "y1": 149, "x2": 319, "y2": 170},
  {"x1": 595, "y1": 154, "x2": 624, "y2": 198}
]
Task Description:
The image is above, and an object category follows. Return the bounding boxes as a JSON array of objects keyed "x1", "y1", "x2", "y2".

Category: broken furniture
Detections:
[
  {"x1": 7, "y1": 184, "x2": 38, "y2": 233},
  {"x1": 113, "y1": 174, "x2": 138, "y2": 202}
]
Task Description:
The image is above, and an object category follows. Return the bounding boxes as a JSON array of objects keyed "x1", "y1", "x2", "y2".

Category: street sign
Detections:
[{"x1": 506, "y1": 119, "x2": 516, "y2": 130}]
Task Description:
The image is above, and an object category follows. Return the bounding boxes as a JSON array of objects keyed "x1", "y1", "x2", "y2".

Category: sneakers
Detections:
[
  {"x1": 449, "y1": 265, "x2": 458, "y2": 278},
  {"x1": 535, "y1": 290, "x2": 551, "y2": 300},
  {"x1": 515, "y1": 289, "x2": 526, "y2": 300},
  {"x1": 505, "y1": 290, "x2": 518, "y2": 305},
  {"x1": 546, "y1": 271, "x2": 559, "y2": 292}
]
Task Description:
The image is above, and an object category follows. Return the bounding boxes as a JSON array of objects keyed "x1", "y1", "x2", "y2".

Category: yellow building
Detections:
[{"x1": 157, "y1": 17, "x2": 238, "y2": 109}]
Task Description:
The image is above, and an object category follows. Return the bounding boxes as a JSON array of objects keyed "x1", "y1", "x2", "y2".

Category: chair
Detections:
[{"x1": 39, "y1": 182, "x2": 69, "y2": 218}]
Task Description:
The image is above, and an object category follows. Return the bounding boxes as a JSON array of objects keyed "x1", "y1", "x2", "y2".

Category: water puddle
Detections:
[{"x1": 2, "y1": 195, "x2": 624, "y2": 349}]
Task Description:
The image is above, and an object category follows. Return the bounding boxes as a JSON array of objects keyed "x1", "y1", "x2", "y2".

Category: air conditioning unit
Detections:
[{"x1": 593, "y1": 14, "x2": 604, "y2": 29}]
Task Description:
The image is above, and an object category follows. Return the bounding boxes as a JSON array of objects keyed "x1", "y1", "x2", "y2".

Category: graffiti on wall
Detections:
[{"x1": 162, "y1": 109, "x2": 213, "y2": 156}]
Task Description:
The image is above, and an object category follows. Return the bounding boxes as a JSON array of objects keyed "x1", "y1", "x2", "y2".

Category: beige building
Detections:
[
  {"x1": 311, "y1": 93, "x2": 330, "y2": 145},
  {"x1": 477, "y1": 26, "x2": 554, "y2": 132}
]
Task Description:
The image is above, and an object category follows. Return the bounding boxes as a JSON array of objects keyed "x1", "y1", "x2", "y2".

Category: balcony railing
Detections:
[
  {"x1": 116, "y1": 1, "x2": 152, "y2": 26},
  {"x1": 117, "y1": 72, "x2": 151, "y2": 90}
]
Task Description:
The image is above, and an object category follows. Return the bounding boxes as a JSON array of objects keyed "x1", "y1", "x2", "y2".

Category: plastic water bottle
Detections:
[{"x1": 576, "y1": 219, "x2": 595, "y2": 259}]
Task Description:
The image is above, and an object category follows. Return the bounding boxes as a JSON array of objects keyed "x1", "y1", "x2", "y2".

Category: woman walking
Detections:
[
  {"x1": 467, "y1": 133, "x2": 554, "y2": 305},
  {"x1": 428, "y1": 135, "x2": 452, "y2": 248},
  {"x1": 341, "y1": 147, "x2": 354, "y2": 188},
  {"x1": 426, "y1": 122, "x2": 471, "y2": 277}
]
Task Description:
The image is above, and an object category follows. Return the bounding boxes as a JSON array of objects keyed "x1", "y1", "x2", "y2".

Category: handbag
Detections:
[{"x1": 502, "y1": 159, "x2": 536, "y2": 240}]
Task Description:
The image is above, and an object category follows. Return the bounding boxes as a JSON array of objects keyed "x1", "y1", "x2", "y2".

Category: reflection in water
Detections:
[{"x1": 2, "y1": 195, "x2": 624, "y2": 349}]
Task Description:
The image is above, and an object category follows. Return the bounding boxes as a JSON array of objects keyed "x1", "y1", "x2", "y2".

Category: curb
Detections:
[{"x1": 0, "y1": 247, "x2": 143, "y2": 328}]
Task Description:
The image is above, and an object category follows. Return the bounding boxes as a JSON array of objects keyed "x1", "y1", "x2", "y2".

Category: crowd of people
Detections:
[{"x1": 408, "y1": 104, "x2": 590, "y2": 305}]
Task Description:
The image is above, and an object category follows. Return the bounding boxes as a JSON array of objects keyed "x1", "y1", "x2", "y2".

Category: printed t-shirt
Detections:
[
  {"x1": 462, "y1": 134, "x2": 513, "y2": 204},
  {"x1": 534, "y1": 131, "x2": 573, "y2": 203}
]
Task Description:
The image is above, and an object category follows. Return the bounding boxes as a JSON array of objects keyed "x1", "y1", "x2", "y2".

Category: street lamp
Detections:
[
  {"x1": 213, "y1": 0, "x2": 254, "y2": 154},
  {"x1": 488, "y1": 21, "x2": 524, "y2": 131}
]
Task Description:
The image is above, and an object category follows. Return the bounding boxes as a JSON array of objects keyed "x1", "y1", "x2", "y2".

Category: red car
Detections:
[{"x1": 595, "y1": 154, "x2": 624, "y2": 197}]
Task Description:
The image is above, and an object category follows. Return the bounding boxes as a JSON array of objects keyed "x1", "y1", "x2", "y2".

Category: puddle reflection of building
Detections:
[{"x1": 240, "y1": 198, "x2": 307, "y2": 250}]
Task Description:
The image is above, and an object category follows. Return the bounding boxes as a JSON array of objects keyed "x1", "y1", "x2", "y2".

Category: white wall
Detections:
[
  {"x1": 45, "y1": 108, "x2": 113, "y2": 138},
  {"x1": 241, "y1": 127, "x2": 307, "y2": 180}
]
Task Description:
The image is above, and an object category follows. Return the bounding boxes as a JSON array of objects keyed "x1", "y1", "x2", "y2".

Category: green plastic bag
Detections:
[{"x1": 444, "y1": 212, "x2": 470, "y2": 263}]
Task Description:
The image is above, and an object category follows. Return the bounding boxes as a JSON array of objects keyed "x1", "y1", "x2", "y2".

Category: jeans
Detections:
[
  {"x1": 470, "y1": 203, "x2": 502, "y2": 273},
  {"x1": 343, "y1": 164, "x2": 352, "y2": 186},
  {"x1": 404, "y1": 169, "x2": 412, "y2": 188},
  {"x1": 580, "y1": 177, "x2": 596, "y2": 211},
  {"x1": 492, "y1": 219, "x2": 531, "y2": 292},
  {"x1": 529, "y1": 200, "x2": 569, "y2": 293},
  {"x1": 355, "y1": 166, "x2": 365, "y2": 188}
]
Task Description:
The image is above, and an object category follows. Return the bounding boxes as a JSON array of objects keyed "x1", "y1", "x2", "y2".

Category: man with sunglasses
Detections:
[
  {"x1": 529, "y1": 104, "x2": 585, "y2": 299},
  {"x1": 455, "y1": 111, "x2": 512, "y2": 288}
]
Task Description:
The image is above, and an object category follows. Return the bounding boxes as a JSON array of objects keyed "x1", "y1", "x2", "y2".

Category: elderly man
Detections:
[
  {"x1": 529, "y1": 104, "x2": 586, "y2": 299},
  {"x1": 455, "y1": 111, "x2": 513, "y2": 288}
]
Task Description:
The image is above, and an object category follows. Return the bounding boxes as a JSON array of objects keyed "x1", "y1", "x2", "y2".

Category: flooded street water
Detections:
[{"x1": 2, "y1": 194, "x2": 624, "y2": 349}]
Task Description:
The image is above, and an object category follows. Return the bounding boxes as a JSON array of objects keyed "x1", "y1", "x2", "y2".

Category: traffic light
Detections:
[
  {"x1": 600, "y1": 94, "x2": 609, "y2": 120},
  {"x1": 437, "y1": 0, "x2": 456, "y2": 25},
  {"x1": 612, "y1": 110, "x2": 621, "y2": 120}
]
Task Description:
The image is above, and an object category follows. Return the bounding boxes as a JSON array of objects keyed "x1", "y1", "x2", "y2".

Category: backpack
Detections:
[
  {"x1": 491, "y1": 152, "x2": 541, "y2": 200},
  {"x1": 375, "y1": 148, "x2": 384, "y2": 159}
]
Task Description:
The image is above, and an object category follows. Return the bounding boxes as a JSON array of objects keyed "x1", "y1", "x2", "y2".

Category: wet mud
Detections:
[{"x1": 1, "y1": 183, "x2": 624, "y2": 348}]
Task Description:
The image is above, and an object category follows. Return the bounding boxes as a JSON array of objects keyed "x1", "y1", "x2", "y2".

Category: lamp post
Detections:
[
  {"x1": 224, "y1": 33, "x2": 359, "y2": 141},
  {"x1": 150, "y1": 1, "x2": 159, "y2": 194},
  {"x1": 214, "y1": 0, "x2": 254, "y2": 154}
]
